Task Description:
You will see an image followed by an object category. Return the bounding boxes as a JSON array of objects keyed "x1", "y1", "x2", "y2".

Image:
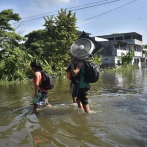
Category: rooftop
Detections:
[{"x1": 97, "y1": 32, "x2": 142, "y2": 38}]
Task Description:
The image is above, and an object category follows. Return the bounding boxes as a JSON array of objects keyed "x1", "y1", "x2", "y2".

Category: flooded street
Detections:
[{"x1": 0, "y1": 69, "x2": 147, "y2": 147}]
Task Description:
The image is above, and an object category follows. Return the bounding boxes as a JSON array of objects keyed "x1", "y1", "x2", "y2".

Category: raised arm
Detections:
[{"x1": 71, "y1": 59, "x2": 83, "y2": 77}]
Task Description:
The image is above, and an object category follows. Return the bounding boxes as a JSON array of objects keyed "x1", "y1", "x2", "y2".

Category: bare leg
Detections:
[
  {"x1": 83, "y1": 104, "x2": 90, "y2": 113},
  {"x1": 46, "y1": 103, "x2": 52, "y2": 107},
  {"x1": 76, "y1": 98, "x2": 84, "y2": 110},
  {"x1": 45, "y1": 99, "x2": 52, "y2": 107},
  {"x1": 73, "y1": 96, "x2": 77, "y2": 103},
  {"x1": 33, "y1": 105, "x2": 38, "y2": 111}
]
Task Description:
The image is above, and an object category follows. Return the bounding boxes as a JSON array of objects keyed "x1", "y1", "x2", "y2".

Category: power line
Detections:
[
  {"x1": 71, "y1": 0, "x2": 120, "y2": 13},
  {"x1": 22, "y1": 0, "x2": 115, "y2": 20},
  {"x1": 17, "y1": 0, "x2": 120, "y2": 24},
  {"x1": 78, "y1": 0, "x2": 137, "y2": 24}
]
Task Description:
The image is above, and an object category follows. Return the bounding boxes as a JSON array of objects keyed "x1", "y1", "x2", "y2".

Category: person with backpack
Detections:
[
  {"x1": 70, "y1": 58, "x2": 91, "y2": 113},
  {"x1": 30, "y1": 61, "x2": 52, "y2": 110},
  {"x1": 66, "y1": 61, "x2": 83, "y2": 109}
]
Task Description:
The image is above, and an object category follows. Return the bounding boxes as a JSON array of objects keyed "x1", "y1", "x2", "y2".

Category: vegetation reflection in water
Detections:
[{"x1": 0, "y1": 69, "x2": 147, "y2": 147}]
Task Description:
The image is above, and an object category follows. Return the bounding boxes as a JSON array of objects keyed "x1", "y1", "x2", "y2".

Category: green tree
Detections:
[
  {"x1": 143, "y1": 45, "x2": 147, "y2": 48},
  {"x1": 24, "y1": 29, "x2": 47, "y2": 56},
  {"x1": 0, "y1": 9, "x2": 27, "y2": 81},
  {"x1": 24, "y1": 9, "x2": 78, "y2": 73},
  {"x1": 0, "y1": 48, "x2": 28, "y2": 80},
  {"x1": 43, "y1": 8, "x2": 78, "y2": 71},
  {"x1": 0, "y1": 9, "x2": 25, "y2": 53},
  {"x1": 90, "y1": 48, "x2": 103, "y2": 66},
  {"x1": 121, "y1": 51, "x2": 134, "y2": 66}
]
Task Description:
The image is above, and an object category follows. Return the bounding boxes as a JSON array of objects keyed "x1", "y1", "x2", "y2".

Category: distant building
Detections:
[{"x1": 93, "y1": 32, "x2": 143, "y2": 68}]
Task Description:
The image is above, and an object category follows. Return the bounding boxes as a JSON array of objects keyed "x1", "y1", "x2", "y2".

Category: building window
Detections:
[
  {"x1": 124, "y1": 35, "x2": 131, "y2": 39},
  {"x1": 115, "y1": 36, "x2": 123, "y2": 40},
  {"x1": 134, "y1": 59, "x2": 139, "y2": 63},
  {"x1": 107, "y1": 37, "x2": 114, "y2": 40},
  {"x1": 117, "y1": 60, "x2": 121, "y2": 65}
]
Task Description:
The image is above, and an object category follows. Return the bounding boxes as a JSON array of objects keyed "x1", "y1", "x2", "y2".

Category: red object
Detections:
[{"x1": 67, "y1": 71, "x2": 72, "y2": 80}]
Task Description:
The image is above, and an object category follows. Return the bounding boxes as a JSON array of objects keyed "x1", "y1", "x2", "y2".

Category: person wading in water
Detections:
[
  {"x1": 71, "y1": 58, "x2": 91, "y2": 113},
  {"x1": 30, "y1": 61, "x2": 52, "y2": 110}
]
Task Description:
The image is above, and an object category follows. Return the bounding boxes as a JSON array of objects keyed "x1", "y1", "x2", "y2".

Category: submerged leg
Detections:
[
  {"x1": 42, "y1": 92, "x2": 52, "y2": 107},
  {"x1": 76, "y1": 98, "x2": 84, "y2": 110},
  {"x1": 45, "y1": 99, "x2": 52, "y2": 107},
  {"x1": 46, "y1": 103, "x2": 52, "y2": 107},
  {"x1": 72, "y1": 96, "x2": 77, "y2": 103},
  {"x1": 33, "y1": 104, "x2": 38, "y2": 111},
  {"x1": 83, "y1": 104, "x2": 90, "y2": 113}
]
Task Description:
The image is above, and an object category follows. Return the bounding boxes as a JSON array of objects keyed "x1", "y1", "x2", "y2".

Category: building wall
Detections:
[
  {"x1": 132, "y1": 57, "x2": 141, "y2": 68},
  {"x1": 141, "y1": 58, "x2": 146, "y2": 68},
  {"x1": 100, "y1": 41, "x2": 114, "y2": 56},
  {"x1": 100, "y1": 41, "x2": 123, "y2": 67},
  {"x1": 115, "y1": 56, "x2": 121, "y2": 66},
  {"x1": 101, "y1": 56, "x2": 115, "y2": 68}
]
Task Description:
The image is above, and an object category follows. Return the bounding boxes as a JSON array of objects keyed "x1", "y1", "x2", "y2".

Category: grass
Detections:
[{"x1": 103, "y1": 65, "x2": 138, "y2": 73}]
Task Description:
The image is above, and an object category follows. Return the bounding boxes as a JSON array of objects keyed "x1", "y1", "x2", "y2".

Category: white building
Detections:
[{"x1": 93, "y1": 32, "x2": 143, "y2": 68}]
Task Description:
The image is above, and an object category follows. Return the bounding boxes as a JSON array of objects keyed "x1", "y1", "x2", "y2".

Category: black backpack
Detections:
[
  {"x1": 39, "y1": 71, "x2": 54, "y2": 90},
  {"x1": 82, "y1": 61, "x2": 99, "y2": 83}
]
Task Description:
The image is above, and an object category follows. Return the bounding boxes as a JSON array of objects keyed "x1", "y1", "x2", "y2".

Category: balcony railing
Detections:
[
  {"x1": 113, "y1": 49, "x2": 129, "y2": 56},
  {"x1": 134, "y1": 51, "x2": 142, "y2": 57},
  {"x1": 123, "y1": 39, "x2": 142, "y2": 45},
  {"x1": 113, "y1": 49, "x2": 142, "y2": 57}
]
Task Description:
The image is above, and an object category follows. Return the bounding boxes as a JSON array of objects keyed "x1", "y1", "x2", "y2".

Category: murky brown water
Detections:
[{"x1": 0, "y1": 69, "x2": 147, "y2": 147}]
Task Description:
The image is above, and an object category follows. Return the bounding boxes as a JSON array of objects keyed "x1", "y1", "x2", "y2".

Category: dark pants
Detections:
[{"x1": 77, "y1": 87, "x2": 90, "y2": 105}]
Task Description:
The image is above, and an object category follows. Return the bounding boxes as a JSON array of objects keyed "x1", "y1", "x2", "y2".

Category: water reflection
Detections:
[{"x1": 95, "y1": 69, "x2": 144, "y2": 94}]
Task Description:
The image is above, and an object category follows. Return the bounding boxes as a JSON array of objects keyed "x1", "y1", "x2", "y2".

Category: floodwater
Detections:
[{"x1": 0, "y1": 69, "x2": 147, "y2": 147}]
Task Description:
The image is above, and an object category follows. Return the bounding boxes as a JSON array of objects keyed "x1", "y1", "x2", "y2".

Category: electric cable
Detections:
[
  {"x1": 22, "y1": 0, "x2": 117, "y2": 20},
  {"x1": 17, "y1": 0, "x2": 119, "y2": 23},
  {"x1": 78, "y1": 0, "x2": 137, "y2": 24}
]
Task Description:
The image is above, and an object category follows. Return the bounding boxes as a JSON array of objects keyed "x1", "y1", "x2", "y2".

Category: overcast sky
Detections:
[{"x1": 1, "y1": 0, "x2": 147, "y2": 44}]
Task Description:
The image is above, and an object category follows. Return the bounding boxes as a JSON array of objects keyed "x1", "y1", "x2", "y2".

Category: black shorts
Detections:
[{"x1": 77, "y1": 87, "x2": 90, "y2": 105}]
